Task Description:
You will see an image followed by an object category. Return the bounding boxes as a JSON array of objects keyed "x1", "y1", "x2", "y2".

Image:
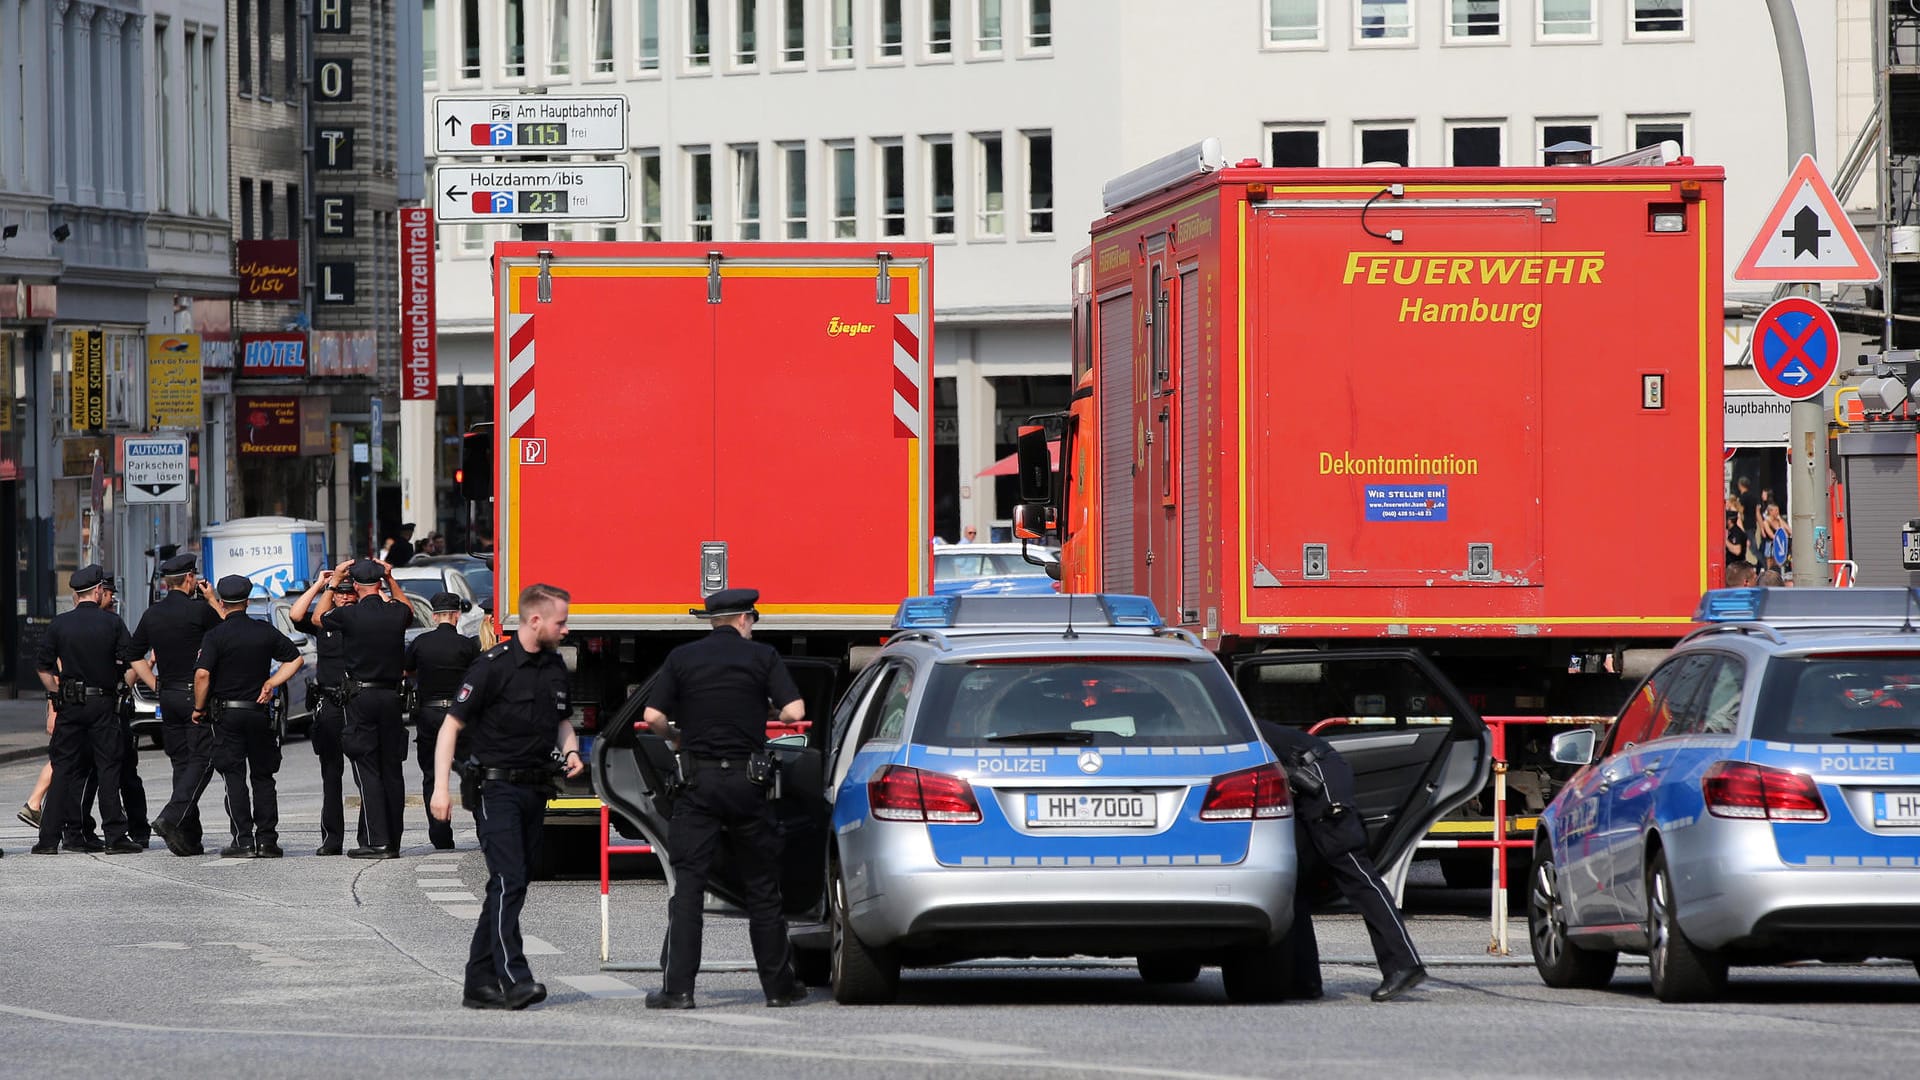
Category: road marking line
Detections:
[
  {"x1": 683, "y1": 1014, "x2": 790, "y2": 1027},
  {"x1": 421, "y1": 890, "x2": 477, "y2": 903},
  {"x1": 522, "y1": 935, "x2": 561, "y2": 956},
  {"x1": 556, "y1": 974, "x2": 643, "y2": 998},
  {"x1": 440, "y1": 904, "x2": 484, "y2": 919},
  {"x1": 423, "y1": 852, "x2": 463, "y2": 860},
  {"x1": 864, "y1": 1034, "x2": 1041, "y2": 1057},
  {"x1": 415, "y1": 866, "x2": 462, "y2": 874}
]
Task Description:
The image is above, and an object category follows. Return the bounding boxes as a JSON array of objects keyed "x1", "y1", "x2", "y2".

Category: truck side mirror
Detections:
[
  {"x1": 1012, "y1": 504, "x2": 1062, "y2": 580},
  {"x1": 1015, "y1": 424, "x2": 1053, "y2": 504},
  {"x1": 460, "y1": 423, "x2": 493, "y2": 502}
]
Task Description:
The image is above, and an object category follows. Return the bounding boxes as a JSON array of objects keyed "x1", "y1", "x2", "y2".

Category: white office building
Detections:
[{"x1": 418, "y1": 0, "x2": 1850, "y2": 543}]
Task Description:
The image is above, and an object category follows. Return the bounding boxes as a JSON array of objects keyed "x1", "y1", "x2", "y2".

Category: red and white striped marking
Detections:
[
  {"x1": 892, "y1": 313, "x2": 923, "y2": 440},
  {"x1": 506, "y1": 312, "x2": 536, "y2": 437}
]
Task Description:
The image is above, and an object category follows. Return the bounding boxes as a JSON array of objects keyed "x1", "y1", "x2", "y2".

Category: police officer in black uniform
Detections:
[
  {"x1": 406, "y1": 591, "x2": 479, "y2": 851},
  {"x1": 78, "y1": 578, "x2": 150, "y2": 848},
  {"x1": 33, "y1": 565, "x2": 142, "y2": 855},
  {"x1": 131, "y1": 553, "x2": 223, "y2": 857},
  {"x1": 195, "y1": 575, "x2": 305, "y2": 858},
  {"x1": 315, "y1": 558, "x2": 415, "y2": 859},
  {"x1": 642, "y1": 588, "x2": 808, "y2": 1011},
  {"x1": 291, "y1": 569, "x2": 367, "y2": 856},
  {"x1": 429, "y1": 582, "x2": 582, "y2": 1011},
  {"x1": 1255, "y1": 719, "x2": 1428, "y2": 1002}
]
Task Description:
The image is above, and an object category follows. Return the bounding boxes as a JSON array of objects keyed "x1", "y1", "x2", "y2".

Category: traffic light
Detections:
[{"x1": 460, "y1": 423, "x2": 493, "y2": 501}]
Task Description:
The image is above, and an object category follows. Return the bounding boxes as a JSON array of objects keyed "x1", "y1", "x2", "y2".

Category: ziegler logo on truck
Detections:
[
  {"x1": 828, "y1": 316, "x2": 876, "y2": 337},
  {"x1": 1342, "y1": 250, "x2": 1609, "y2": 330}
]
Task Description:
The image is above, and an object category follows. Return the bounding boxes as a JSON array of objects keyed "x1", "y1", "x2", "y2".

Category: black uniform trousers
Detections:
[
  {"x1": 212, "y1": 706, "x2": 282, "y2": 847},
  {"x1": 466, "y1": 780, "x2": 545, "y2": 993},
  {"x1": 38, "y1": 699, "x2": 127, "y2": 849},
  {"x1": 663, "y1": 766, "x2": 796, "y2": 998},
  {"x1": 80, "y1": 705, "x2": 148, "y2": 844},
  {"x1": 1285, "y1": 749, "x2": 1422, "y2": 993},
  {"x1": 309, "y1": 690, "x2": 367, "y2": 850},
  {"x1": 344, "y1": 688, "x2": 407, "y2": 851},
  {"x1": 155, "y1": 688, "x2": 214, "y2": 848},
  {"x1": 415, "y1": 704, "x2": 461, "y2": 850}
]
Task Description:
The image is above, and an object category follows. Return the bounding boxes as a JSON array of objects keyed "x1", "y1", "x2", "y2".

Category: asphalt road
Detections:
[{"x1": 3, "y1": 747, "x2": 1918, "y2": 1079}]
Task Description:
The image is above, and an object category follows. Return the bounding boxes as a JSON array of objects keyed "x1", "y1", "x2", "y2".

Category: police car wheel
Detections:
[
  {"x1": 828, "y1": 859, "x2": 898, "y2": 1005},
  {"x1": 1136, "y1": 954, "x2": 1203, "y2": 984},
  {"x1": 1526, "y1": 843, "x2": 1616, "y2": 990},
  {"x1": 1645, "y1": 851, "x2": 1726, "y2": 1003},
  {"x1": 1220, "y1": 938, "x2": 1294, "y2": 1003}
]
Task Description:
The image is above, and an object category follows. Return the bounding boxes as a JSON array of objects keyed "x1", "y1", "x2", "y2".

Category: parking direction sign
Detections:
[
  {"x1": 1753, "y1": 296, "x2": 1840, "y2": 401},
  {"x1": 124, "y1": 436, "x2": 190, "y2": 504},
  {"x1": 435, "y1": 162, "x2": 629, "y2": 222},
  {"x1": 433, "y1": 96, "x2": 628, "y2": 156}
]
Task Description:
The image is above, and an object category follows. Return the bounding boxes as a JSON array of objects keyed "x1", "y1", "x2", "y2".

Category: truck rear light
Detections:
[
  {"x1": 579, "y1": 705, "x2": 599, "y2": 732},
  {"x1": 1199, "y1": 763, "x2": 1291, "y2": 821},
  {"x1": 1703, "y1": 761, "x2": 1827, "y2": 822},
  {"x1": 1649, "y1": 204, "x2": 1686, "y2": 233},
  {"x1": 869, "y1": 765, "x2": 982, "y2": 824}
]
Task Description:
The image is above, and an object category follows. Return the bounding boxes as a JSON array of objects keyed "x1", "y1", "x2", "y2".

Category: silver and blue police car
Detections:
[{"x1": 1531, "y1": 587, "x2": 1920, "y2": 1001}]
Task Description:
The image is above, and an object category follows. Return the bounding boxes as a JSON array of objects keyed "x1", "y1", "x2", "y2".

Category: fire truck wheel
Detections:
[
  {"x1": 1527, "y1": 842, "x2": 1617, "y2": 990},
  {"x1": 1136, "y1": 954, "x2": 1203, "y2": 984}
]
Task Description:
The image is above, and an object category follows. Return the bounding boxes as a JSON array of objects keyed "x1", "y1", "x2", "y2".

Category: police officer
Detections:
[
  {"x1": 291, "y1": 569, "x2": 367, "y2": 856},
  {"x1": 1255, "y1": 719, "x2": 1428, "y2": 1002},
  {"x1": 642, "y1": 588, "x2": 808, "y2": 1010},
  {"x1": 405, "y1": 591, "x2": 479, "y2": 851},
  {"x1": 195, "y1": 575, "x2": 305, "y2": 858},
  {"x1": 315, "y1": 558, "x2": 416, "y2": 858},
  {"x1": 32, "y1": 565, "x2": 142, "y2": 855},
  {"x1": 78, "y1": 578, "x2": 150, "y2": 848},
  {"x1": 131, "y1": 553, "x2": 223, "y2": 857},
  {"x1": 429, "y1": 582, "x2": 582, "y2": 1011}
]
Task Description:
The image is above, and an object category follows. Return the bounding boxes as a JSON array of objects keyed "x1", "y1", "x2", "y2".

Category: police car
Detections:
[
  {"x1": 1531, "y1": 588, "x2": 1920, "y2": 1002},
  {"x1": 596, "y1": 594, "x2": 1491, "y2": 1004}
]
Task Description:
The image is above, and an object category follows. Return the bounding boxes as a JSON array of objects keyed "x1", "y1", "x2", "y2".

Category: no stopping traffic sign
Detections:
[{"x1": 1753, "y1": 296, "x2": 1839, "y2": 402}]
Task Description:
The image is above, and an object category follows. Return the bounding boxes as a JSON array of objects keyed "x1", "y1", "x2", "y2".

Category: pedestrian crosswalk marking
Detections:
[
  {"x1": 422, "y1": 890, "x2": 477, "y2": 902},
  {"x1": 521, "y1": 935, "x2": 561, "y2": 956},
  {"x1": 557, "y1": 974, "x2": 643, "y2": 998}
]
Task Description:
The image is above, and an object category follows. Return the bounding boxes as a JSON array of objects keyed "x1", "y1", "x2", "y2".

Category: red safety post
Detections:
[{"x1": 599, "y1": 799, "x2": 657, "y2": 962}]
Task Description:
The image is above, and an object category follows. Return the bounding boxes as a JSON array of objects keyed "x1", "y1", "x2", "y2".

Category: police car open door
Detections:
[
  {"x1": 591, "y1": 657, "x2": 841, "y2": 918},
  {"x1": 1232, "y1": 650, "x2": 1491, "y2": 891}
]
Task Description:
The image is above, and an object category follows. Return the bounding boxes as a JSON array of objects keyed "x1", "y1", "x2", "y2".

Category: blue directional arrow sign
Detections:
[{"x1": 1753, "y1": 296, "x2": 1839, "y2": 402}]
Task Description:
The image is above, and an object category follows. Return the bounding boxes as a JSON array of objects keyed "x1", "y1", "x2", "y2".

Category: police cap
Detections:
[
  {"x1": 429, "y1": 591, "x2": 467, "y2": 613},
  {"x1": 215, "y1": 575, "x2": 254, "y2": 603},
  {"x1": 691, "y1": 588, "x2": 759, "y2": 619},
  {"x1": 348, "y1": 559, "x2": 385, "y2": 584},
  {"x1": 70, "y1": 564, "x2": 107, "y2": 592},
  {"x1": 160, "y1": 552, "x2": 198, "y2": 575}
]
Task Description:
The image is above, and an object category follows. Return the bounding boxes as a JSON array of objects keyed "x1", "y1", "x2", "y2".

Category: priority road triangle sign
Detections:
[{"x1": 1734, "y1": 154, "x2": 1880, "y2": 282}]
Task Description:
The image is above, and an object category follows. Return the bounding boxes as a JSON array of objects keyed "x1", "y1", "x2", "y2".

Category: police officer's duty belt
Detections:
[
  {"x1": 480, "y1": 766, "x2": 553, "y2": 784},
  {"x1": 422, "y1": 697, "x2": 455, "y2": 709},
  {"x1": 216, "y1": 699, "x2": 269, "y2": 711},
  {"x1": 345, "y1": 678, "x2": 399, "y2": 691}
]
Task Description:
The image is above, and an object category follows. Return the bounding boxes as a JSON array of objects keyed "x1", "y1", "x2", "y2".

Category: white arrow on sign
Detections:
[
  {"x1": 436, "y1": 162, "x2": 629, "y2": 223},
  {"x1": 433, "y1": 96, "x2": 628, "y2": 156}
]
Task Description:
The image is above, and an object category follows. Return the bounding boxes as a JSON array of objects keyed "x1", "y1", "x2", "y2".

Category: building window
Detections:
[
  {"x1": 155, "y1": 21, "x2": 172, "y2": 208},
  {"x1": 781, "y1": 0, "x2": 805, "y2": 62},
  {"x1": 461, "y1": 0, "x2": 481, "y2": 78},
  {"x1": 1027, "y1": 0, "x2": 1050, "y2": 48},
  {"x1": 1447, "y1": 122, "x2": 1503, "y2": 166},
  {"x1": 734, "y1": 144, "x2": 761, "y2": 239},
  {"x1": 287, "y1": 184, "x2": 301, "y2": 237},
  {"x1": 1537, "y1": 120, "x2": 1596, "y2": 162},
  {"x1": 1356, "y1": 0, "x2": 1410, "y2": 41},
  {"x1": 503, "y1": 0, "x2": 527, "y2": 77},
  {"x1": 1631, "y1": 116, "x2": 1688, "y2": 154},
  {"x1": 239, "y1": 178, "x2": 255, "y2": 240},
  {"x1": 1024, "y1": 130, "x2": 1052, "y2": 235},
  {"x1": 257, "y1": 0, "x2": 274, "y2": 96},
  {"x1": 591, "y1": 0, "x2": 614, "y2": 72},
  {"x1": 1446, "y1": 0, "x2": 1500, "y2": 40},
  {"x1": 878, "y1": 141, "x2": 906, "y2": 237},
  {"x1": 736, "y1": 0, "x2": 757, "y2": 65},
  {"x1": 829, "y1": 0, "x2": 853, "y2": 61},
  {"x1": 285, "y1": 0, "x2": 300, "y2": 95},
  {"x1": 1631, "y1": 0, "x2": 1685, "y2": 35},
  {"x1": 237, "y1": 0, "x2": 253, "y2": 91},
  {"x1": 640, "y1": 151, "x2": 663, "y2": 240},
  {"x1": 689, "y1": 0, "x2": 711, "y2": 67},
  {"x1": 1267, "y1": 124, "x2": 1322, "y2": 167},
  {"x1": 423, "y1": 0, "x2": 437, "y2": 81},
  {"x1": 1357, "y1": 124, "x2": 1412, "y2": 166},
  {"x1": 976, "y1": 0, "x2": 1002, "y2": 53},
  {"x1": 1266, "y1": 0, "x2": 1321, "y2": 46},
  {"x1": 926, "y1": 138, "x2": 955, "y2": 237},
  {"x1": 878, "y1": 0, "x2": 903, "y2": 59},
  {"x1": 689, "y1": 148, "x2": 714, "y2": 240},
  {"x1": 636, "y1": 0, "x2": 660, "y2": 69},
  {"x1": 548, "y1": 0, "x2": 572, "y2": 76},
  {"x1": 975, "y1": 132, "x2": 1004, "y2": 237},
  {"x1": 831, "y1": 142, "x2": 857, "y2": 238},
  {"x1": 1538, "y1": 0, "x2": 1594, "y2": 39},
  {"x1": 261, "y1": 181, "x2": 276, "y2": 239},
  {"x1": 927, "y1": 0, "x2": 952, "y2": 55},
  {"x1": 782, "y1": 144, "x2": 807, "y2": 238},
  {"x1": 461, "y1": 223, "x2": 485, "y2": 254}
]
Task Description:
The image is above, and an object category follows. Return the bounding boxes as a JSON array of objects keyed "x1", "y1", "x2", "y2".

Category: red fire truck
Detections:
[
  {"x1": 1027, "y1": 142, "x2": 1726, "y2": 882},
  {"x1": 472, "y1": 241, "x2": 933, "y2": 868}
]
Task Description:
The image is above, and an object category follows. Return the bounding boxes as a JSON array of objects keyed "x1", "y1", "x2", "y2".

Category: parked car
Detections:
[
  {"x1": 931, "y1": 543, "x2": 1060, "y2": 597},
  {"x1": 595, "y1": 593, "x2": 1490, "y2": 1004},
  {"x1": 1531, "y1": 587, "x2": 1920, "y2": 1002},
  {"x1": 130, "y1": 594, "x2": 319, "y2": 747},
  {"x1": 392, "y1": 556, "x2": 489, "y2": 637}
]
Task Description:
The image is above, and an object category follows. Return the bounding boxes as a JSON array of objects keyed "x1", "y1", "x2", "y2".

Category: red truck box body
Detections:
[
  {"x1": 1066, "y1": 165, "x2": 1724, "y2": 641},
  {"x1": 490, "y1": 243, "x2": 933, "y2": 630}
]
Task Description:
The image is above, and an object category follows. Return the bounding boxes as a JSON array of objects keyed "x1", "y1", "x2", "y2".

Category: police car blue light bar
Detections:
[
  {"x1": 893, "y1": 594, "x2": 1167, "y2": 630},
  {"x1": 1695, "y1": 586, "x2": 1920, "y2": 626},
  {"x1": 895, "y1": 596, "x2": 962, "y2": 628},
  {"x1": 1096, "y1": 594, "x2": 1164, "y2": 628},
  {"x1": 1696, "y1": 588, "x2": 1763, "y2": 622}
]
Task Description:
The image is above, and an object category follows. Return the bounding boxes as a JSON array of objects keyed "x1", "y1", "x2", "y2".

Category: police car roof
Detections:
[
  {"x1": 1695, "y1": 587, "x2": 1920, "y2": 628},
  {"x1": 888, "y1": 631, "x2": 1214, "y2": 664},
  {"x1": 893, "y1": 593, "x2": 1166, "y2": 635}
]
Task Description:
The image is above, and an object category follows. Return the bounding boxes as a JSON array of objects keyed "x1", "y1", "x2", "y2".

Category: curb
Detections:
[{"x1": 0, "y1": 745, "x2": 46, "y2": 768}]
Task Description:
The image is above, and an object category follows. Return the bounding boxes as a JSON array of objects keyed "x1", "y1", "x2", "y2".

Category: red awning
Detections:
[{"x1": 976, "y1": 441, "x2": 1061, "y2": 478}]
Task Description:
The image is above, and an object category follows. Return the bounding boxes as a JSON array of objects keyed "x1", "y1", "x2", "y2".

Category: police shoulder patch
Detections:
[{"x1": 456, "y1": 683, "x2": 474, "y2": 703}]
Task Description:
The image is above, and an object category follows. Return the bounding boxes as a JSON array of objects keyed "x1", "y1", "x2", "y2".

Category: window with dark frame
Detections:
[
  {"x1": 1025, "y1": 131, "x2": 1053, "y2": 234},
  {"x1": 237, "y1": 0, "x2": 253, "y2": 91},
  {"x1": 240, "y1": 178, "x2": 255, "y2": 241},
  {"x1": 929, "y1": 139, "x2": 955, "y2": 236},
  {"x1": 880, "y1": 0, "x2": 903, "y2": 57},
  {"x1": 1633, "y1": 121, "x2": 1685, "y2": 154},
  {"x1": 1269, "y1": 128, "x2": 1320, "y2": 167},
  {"x1": 880, "y1": 142, "x2": 906, "y2": 238},
  {"x1": 783, "y1": 0, "x2": 805, "y2": 61},
  {"x1": 257, "y1": 0, "x2": 272, "y2": 96},
  {"x1": 1359, "y1": 127, "x2": 1410, "y2": 166},
  {"x1": 1632, "y1": 0, "x2": 1684, "y2": 34},
  {"x1": 1447, "y1": 0, "x2": 1500, "y2": 38},
  {"x1": 929, "y1": 0, "x2": 951, "y2": 54},
  {"x1": 461, "y1": 0, "x2": 481, "y2": 78},
  {"x1": 261, "y1": 180, "x2": 276, "y2": 240},
  {"x1": 1450, "y1": 126, "x2": 1501, "y2": 166}
]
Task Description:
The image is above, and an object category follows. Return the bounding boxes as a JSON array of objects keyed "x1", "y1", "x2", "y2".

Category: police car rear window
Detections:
[
  {"x1": 912, "y1": 659, "x2": 1255, "y2": 748},
  {"x1": 1754, "y1": 654, "x2": 1920, "y2": 743}
]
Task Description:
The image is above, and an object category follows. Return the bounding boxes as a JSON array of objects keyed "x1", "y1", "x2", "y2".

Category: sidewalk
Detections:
[{"x1": 0, "y1": 696, "x2": 50, "y2": 767}]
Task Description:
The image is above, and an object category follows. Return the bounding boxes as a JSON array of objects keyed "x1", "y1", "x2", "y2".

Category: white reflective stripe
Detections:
[{"x1": 1347, "y1": 849, "x2": 1421, "y2": 965}]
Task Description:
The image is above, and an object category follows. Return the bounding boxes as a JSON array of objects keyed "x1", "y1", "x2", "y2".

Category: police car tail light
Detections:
[
  {"x1": 1198, "y1": 764, "x2": 1291, "y2": 821},
  {"x1": 869, "y1": 765, "x2": 982, "y2": 824},
  {"x1": 1703, "y1": 761, "x2": 1828, "y2": 823}
]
